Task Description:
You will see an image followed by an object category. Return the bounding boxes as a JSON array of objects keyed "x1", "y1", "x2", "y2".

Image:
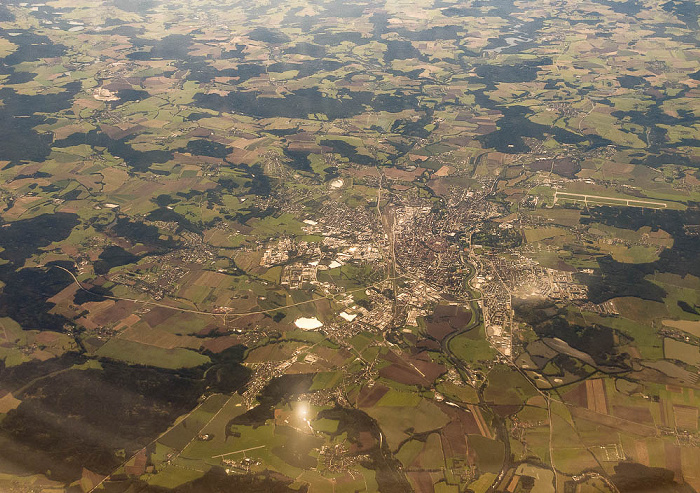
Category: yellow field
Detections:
[
  {"x1": 524, "y1": 226, "x2": 568, "y2": 243},
  {"x1": 662, "y1": 319, "x2": 700, "y2": 337}
]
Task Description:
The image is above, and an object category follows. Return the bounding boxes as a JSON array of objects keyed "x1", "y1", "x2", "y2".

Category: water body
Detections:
[
  {"x1": 481, "y1": 18, "x2": 543, "y2": 54},
  {"x1": 294, "y1": 317, "x2": 323, "y2": 330},
  {"x1": 483, "y1": 35, "x2": 533, "y2": 54}
]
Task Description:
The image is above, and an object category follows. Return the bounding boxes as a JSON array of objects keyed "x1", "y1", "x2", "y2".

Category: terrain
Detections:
[{"x1": 0, "y1": 0, "x2": 698, "y2": 492}]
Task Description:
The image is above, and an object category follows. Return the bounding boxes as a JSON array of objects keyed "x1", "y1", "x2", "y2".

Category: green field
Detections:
[
  {"x1": 95, "y1": 339, "x2": 210, "y2": 369},
  {"x1": 0, "y1": 0, "x2": 699, "y2": 490},
  {"x1": 664, "y1": 338, "x2": 700, "y2": 367}
]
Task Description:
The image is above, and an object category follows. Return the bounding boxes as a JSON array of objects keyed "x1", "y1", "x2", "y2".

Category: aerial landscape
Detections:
[{"x1": 0, "y1": 0, "x2": 698, "y2": 492}]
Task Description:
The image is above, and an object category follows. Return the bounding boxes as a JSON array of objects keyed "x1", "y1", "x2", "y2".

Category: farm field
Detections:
[{"x1": 0, "y1": 0, "x2": 698, "y2": 492}]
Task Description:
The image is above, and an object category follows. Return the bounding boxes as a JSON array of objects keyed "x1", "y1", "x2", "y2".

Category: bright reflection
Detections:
[
  {"x1": 297, "y1": 401, "x2": 309, "y2": 419},
  {"x1": 293, "y1": 401, "x2": 313, "y2": 431}
]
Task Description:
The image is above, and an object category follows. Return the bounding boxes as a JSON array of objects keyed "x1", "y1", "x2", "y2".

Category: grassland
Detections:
[
  {"x1": 524, "y1": 227, "x2": 568, "y2": 243},
  {"x1": 664, "y1": 338, "x2": 700, "y2": 367},
  {"x1": 448, "y1": 326, "x2": 497, "y2": 364},
  {"x1": 0, "y1": 0, "x2": 698, "y2": 490},
  {"x1": 95, "y1": 339, "x2": 210, "y2": 369}
]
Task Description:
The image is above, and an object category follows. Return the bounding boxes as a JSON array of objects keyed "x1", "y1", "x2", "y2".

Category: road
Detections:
[
  {"x1": 553, "y1": 191, "x2": 667, "y2": 209},
  {"x1": 88, "y1": 394, "x2": 217, "y2": 492},
  {"x1": 212, "y1": 445, "x2": 266, "y2": 459},
  {"x1": 375, "y1": 166, "x2": 400, "y2": 319},
  {"x1": 427, "y1": 254, "x2": 514, "y2": 493},
  {"x1": 52, "y1": 264, "x2": 402, "y2": 326}
]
